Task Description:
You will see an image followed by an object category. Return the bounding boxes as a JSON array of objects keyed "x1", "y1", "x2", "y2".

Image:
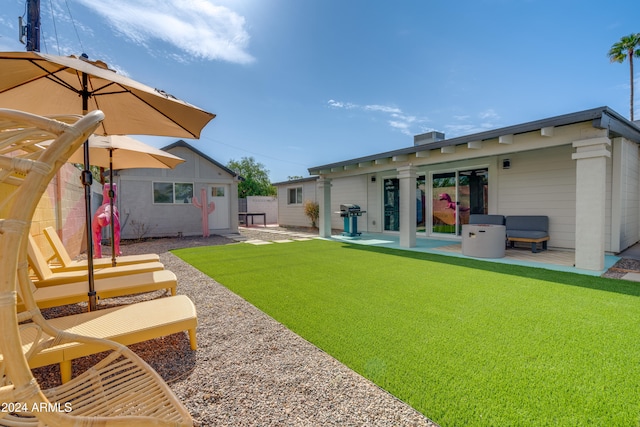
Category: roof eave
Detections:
[
  {"x1": 308, "y1": 106, "x2": 640, "y2": 174},
  {"x1": 162, "y1": 140, "x2": 240, "y2": 178}
]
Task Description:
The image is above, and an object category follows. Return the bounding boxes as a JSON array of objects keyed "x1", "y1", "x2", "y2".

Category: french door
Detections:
[{"x1": 383, "y1": 177, "x2": 427, "y2": 232}]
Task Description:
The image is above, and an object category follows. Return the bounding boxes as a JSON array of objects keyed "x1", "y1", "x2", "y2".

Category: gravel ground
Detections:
[
  {"x1": 601, "y1": 257, "x2": 640, "y2": 279},
  {"x1": 33, "y1": 228, "x2": 438, "y2": 427}
]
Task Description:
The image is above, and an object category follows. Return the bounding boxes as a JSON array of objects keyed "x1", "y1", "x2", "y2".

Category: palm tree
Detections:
[{"x1": 608, "y1": 33, "x2": 640, "y2": 121}]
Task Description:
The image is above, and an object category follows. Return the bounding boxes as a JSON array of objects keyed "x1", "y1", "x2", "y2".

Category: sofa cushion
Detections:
[
  {"x1": 505, "y1": 215, "x2": 548, "y2": 233},
  {"x1": 469, "y1": 214, "x2": 505, "y2": 225}
]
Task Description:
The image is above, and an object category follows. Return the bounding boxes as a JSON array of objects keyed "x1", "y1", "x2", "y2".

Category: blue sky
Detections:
[{"x1": 1, "y1": 0, "x2": 639, "y2": 182}]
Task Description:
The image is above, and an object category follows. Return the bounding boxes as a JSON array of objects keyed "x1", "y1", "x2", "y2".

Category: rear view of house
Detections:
[{"x1": 309, "y1": 106, "x2": 640, "y2": 271}]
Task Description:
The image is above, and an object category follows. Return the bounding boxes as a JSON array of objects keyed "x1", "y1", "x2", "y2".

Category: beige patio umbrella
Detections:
[
  {"x1": 0, "y1": 51, "x2": 214, "y2": 137},
  {"x1": 0, "y1": 50, "x2": 215, "y2": 310},
  {"x1": 52, "y1": 134, "x2": 186, "y2": 267},
  {"x1": 66, "y1": 135, "x2": 186, "y2": 169}
]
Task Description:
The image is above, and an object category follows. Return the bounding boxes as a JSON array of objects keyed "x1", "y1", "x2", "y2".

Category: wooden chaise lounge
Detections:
[
  {"x1": 0, "y1": 109, "x2": 193, "y2": 425},
  {"x1": 28, "y1": 234, "x2": 165, "y2": 286},
  {"x1": 20, "y1": 268, "x2": 178, "y2": 310},
  {"x1": 24, "y1": 234, "x2": 177, "y2": 310},
  {"x1": 15, "y1": 295, "x2": 197, "y2": 383},
  {"x1": 43, "y1": 226, "x2": 160, "y2": 271}
]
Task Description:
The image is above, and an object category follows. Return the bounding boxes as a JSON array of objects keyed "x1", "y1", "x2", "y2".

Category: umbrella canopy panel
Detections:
[
  {"x1": 64, "y1": 135, "x2": 186, "y2": 170},
  {"x1": 0, "y1": 51, "x2": 215, "y2": 138}
]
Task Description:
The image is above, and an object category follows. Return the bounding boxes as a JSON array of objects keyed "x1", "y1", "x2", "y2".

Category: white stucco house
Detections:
[
  {"x1": 273, "y1": 176, "x2": 319, "y2": 228},
  {"x1": 308, "y1": 106, "x2": 640, "y2": 271},
  {"x1": 116, "y1": 140, "x2": 242, "y2": 238}
]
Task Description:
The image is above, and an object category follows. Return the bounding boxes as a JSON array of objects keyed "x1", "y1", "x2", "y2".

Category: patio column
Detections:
[
  {"x1": 572, "y1": 136, "x2": 611, "y2": 271},
  {"x1": 317, "y1": 177, "x2": 332, "y2": 238},
  {"x1": 398, "y1": 165, "x2": 416, "y2": 248}
]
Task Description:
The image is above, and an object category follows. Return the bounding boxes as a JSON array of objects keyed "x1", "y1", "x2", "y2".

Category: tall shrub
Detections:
[{"x1": 303, "y1": 200, "x2": 319, "y2": 228}]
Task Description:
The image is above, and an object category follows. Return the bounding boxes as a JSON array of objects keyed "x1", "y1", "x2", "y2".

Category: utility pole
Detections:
[{"x1": 25, "y1": 0, "x2": 40, "y2": 52}]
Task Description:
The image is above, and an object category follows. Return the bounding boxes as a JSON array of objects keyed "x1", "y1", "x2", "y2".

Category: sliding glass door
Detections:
[{"x1": 431, "y1": 168, "x2": 488, "y2": 236}]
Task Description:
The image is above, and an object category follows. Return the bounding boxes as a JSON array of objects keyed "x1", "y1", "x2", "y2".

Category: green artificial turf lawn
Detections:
[{"x1": 173, "y1": 240, "x2": 640, "y2": 426}]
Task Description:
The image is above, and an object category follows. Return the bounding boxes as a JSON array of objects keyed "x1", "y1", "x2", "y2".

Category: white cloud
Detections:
[
  {"x1": 388, "y1": 120, "x2": 413, "y2": 136},
  {"x1": 328, "y1": 101, "x2": 505, "y2": 138},
  {"x1": 478, "y1": 109, "x2": 499, "y2": 120},
  {"x1": 364, "y1": 104, "x2": 402, "y2": 114},
  {"x1": 328, "y1": 99, "x2": 354, "y2": 109},
  {"x1": 328, "y1": 99, "x2": 423, "y2": 136},
  {"x1": 443, "y1": 109, "x2": 503, "y2": 137},
  {"x1": 75, "y1": 0, "x2": 254, "y2": 64}
]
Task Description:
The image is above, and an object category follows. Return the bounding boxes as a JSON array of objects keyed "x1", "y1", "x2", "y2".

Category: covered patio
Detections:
[{"x1": 329, "y1": 232, "x2": 620, "y2": 276}]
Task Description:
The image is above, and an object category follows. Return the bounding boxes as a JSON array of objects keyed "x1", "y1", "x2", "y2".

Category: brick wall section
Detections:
[
  {"x1": 56, "y1": 163, "x2": 90, "y2": 258},
  {"x1": 28, "y1": 163, "x2": 92, "y2": 261}
]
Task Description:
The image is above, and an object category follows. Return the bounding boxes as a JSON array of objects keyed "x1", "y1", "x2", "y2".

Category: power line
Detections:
[
  {"x1": 200, "y1": 135, "x2": 311, "y2": 168},
  {"x1": 47, "y1": 0, "x2": 59, "y2": 54},
  {"x1": 64, "y1": 0, "x2": 84, "y2": 53}
]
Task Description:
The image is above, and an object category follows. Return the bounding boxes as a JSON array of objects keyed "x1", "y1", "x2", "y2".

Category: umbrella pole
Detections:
[
  {"x1": 82, "y1": 140, "x2": 97, "y2": 311},
  {"x1": 82, "y1": 72, "x2": 98, "y2": 311},
  {"x1": 109, "y1": 150, "x2": 117, "y2": 267}
]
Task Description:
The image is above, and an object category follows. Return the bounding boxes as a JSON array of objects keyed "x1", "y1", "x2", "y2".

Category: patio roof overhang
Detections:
[{"x1": 308, "y1": 106, "x2": 640, "y2": 175}]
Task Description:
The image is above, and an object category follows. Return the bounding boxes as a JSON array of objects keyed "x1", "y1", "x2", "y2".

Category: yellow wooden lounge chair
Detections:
[
  {"x1": 43, "y1": 225, "x2": 160, "y2": 271},
  {"x1": 19, "y1": 268, "x2": 177, "y2": 310},
  {"x1": 12, "y1": 294, "x2": 197, "y2": 383},
  {"x1": 27, "y1": 233, "x2": 165, "y2": 286},
  {"x1": 0, "y1": 108, "x2": 193, "y2": 426}
]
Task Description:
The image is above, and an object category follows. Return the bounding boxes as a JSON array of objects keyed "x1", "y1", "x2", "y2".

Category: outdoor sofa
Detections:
[
  {"x1": 505, "y1": 215, "x2": 550, "y2": 253},
  {"x1": 468, "y1": 214, "x2": 506, "y2": 225},
  {"x1": 468, "y1": 214, "x2": 550, "y2": 253}
]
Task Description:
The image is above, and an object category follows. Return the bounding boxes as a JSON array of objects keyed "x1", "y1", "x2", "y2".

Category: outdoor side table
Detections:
[{"x1": 461, "y1": 224, "x2": 506, "y2": 258}]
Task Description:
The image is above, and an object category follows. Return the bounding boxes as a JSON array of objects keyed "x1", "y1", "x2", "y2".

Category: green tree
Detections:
[
  {"x1": 608, "y1": 33, "x2": 640, "y2": 121},
  {"x1": 74, "y1": 164, "x2": 105, "y2": 184},
  {"x1": 227, "y1": 156, "x2": 276, "y2": 197}
]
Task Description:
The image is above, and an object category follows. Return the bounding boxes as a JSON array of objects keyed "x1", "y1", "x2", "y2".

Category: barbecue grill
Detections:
[{"x1": 338, "y1": 204, "x2": 366, "y2": 237}]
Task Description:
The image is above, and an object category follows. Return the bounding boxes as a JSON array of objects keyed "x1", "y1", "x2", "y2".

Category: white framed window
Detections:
[
  {"x1": 153, "y1": 182, "x2": 194, "y2": 204},
  {"x1": 288, "y1": 187, "x2": 303, "y2": 205},
  {"x1": 211, "y1": 186, "x2": 225, "y2": 197}
]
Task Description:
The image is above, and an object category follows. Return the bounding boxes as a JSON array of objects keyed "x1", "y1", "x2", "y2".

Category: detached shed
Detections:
[{"x1": 116, "y1": 140, "x2": 241, "y2": 238}]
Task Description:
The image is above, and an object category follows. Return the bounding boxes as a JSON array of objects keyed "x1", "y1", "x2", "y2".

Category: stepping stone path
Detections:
[{"x1": 240, "y1": 227, "x2": 318, "y2": 245}]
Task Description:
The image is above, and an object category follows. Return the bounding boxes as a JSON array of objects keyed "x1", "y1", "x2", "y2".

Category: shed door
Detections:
[{"x1": 208, "y1": 185, "x2": 230, "y2": 230}]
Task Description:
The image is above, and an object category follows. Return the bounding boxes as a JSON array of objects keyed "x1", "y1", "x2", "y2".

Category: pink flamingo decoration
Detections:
[
  {"x1": 438, "y1": 193, "x2": 470, "y2": 224},
  {"x1": 92, "y1": 183, "x2": 121, "y2": 258},
  {"x1": 439, "y1": 193, "x2": 457, "y2": 211},
  {"x1": 192, "y1": 187, "x2": 215, "y2": 237}
]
